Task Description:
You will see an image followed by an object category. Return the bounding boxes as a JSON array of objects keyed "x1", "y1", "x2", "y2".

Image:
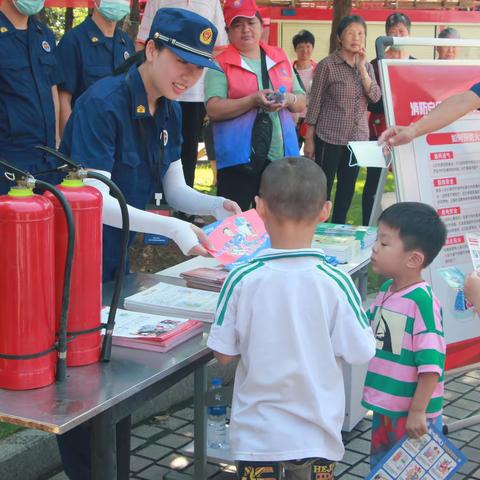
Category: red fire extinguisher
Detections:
[
  {"x1": 45, "y1": 175, "x2": 103, "y2": 367},
  {"x1": 0, "y1": 184, "x2": 57, "y2": 390}
]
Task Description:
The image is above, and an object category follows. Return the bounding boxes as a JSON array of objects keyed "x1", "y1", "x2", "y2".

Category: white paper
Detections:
[
  {"x1": 348, "y1": 141, "x2": 392, "y2": 168},
  {"x1": 467, "y1": 234, "x2": 480, "y2": 271}
]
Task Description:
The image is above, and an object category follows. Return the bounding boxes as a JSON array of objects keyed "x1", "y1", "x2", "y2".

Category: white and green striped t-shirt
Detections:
[{"x1": 207, "y1": 248, "x2": 376, "y2": 462}]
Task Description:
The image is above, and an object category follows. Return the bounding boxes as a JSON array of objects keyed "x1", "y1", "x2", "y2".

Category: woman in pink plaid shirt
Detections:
[{"x1": 304, "y1": 15, "x2": 381, "y2": 225}]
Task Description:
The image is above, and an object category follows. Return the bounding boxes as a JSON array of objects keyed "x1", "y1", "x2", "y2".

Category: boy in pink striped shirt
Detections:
[{"x1": 362, "y1": 202, "x2": 447, "y2": 468}]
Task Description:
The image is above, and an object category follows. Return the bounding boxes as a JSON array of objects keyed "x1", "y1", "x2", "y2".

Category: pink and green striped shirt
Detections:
[{"x1": 362, "y1": 280, "x2": 445, "y2": 418}]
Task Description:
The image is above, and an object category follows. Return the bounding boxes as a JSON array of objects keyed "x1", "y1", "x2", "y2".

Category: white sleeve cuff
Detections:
[{"x1": 84, "y1": 170, "x2": 198, "y2": 255}]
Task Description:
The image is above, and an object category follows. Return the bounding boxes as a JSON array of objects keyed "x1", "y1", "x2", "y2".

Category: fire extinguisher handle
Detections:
[
  {"x1": 35, "y1": 145, "x2": 83, "y2": 172},
  {"x1": 0, "y1": 158, "x2": 35, "y2": 185}
]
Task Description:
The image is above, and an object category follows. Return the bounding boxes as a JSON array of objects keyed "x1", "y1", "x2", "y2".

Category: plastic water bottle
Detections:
[{"x1": 207, "y1": 377, "x2": 227, "y2": 449}]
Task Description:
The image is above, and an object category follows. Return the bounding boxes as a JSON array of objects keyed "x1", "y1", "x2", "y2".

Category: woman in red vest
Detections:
[{"x1": 205, "y1": 0, "x2": 306, "y2": 211}]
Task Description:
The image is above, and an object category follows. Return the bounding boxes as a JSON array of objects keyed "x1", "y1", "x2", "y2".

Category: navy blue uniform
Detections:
[
  {"x1": 56, "y1": 16, "x2": 134, "y2": 106},
  {"x1": 471, "y1": 82, "x2": 480, "y2": 98},
  {"x1": 0, "y1": 13, "x2": 63, "y2": 192},
  {"x1": 61, "y1": 63, "x2": 182, "y2": 282}
]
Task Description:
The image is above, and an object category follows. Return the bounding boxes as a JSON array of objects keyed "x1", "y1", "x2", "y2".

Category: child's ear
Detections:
[
  {"x1": 255, "y1": 196, "x2": 266, "y2": 221},
  {"x1": 407, "y1": 250, "x2": 425, "y2": 270},
  {"x1": 317, "y1": 201, "x2": 332, "y2": 223}
]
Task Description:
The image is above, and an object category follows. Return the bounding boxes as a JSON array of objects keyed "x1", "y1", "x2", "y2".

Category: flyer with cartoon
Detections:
[
  {"x1": 203, "y1": 209, "x2": 270, "y2": 269},
  {"x1": 366, "y1": 425, "x2": 467, "y2": 480}
]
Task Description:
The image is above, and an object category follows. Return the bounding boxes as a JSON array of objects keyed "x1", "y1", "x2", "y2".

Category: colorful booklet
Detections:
[
  {"x1": 366, "y1": 425, "x2": 467, "y2": 480},
  {"x1": 203, "y1": 209, "x2": 270, "y2": 270},
  {"x1": 101, "y1": 308, "x2": 203, "y2": 352},
  {"x1": 123, "y1": 282, "x2": 219, "y2": 322},
  {"x1": 180, "y1": 266, "x2": 229, "y2": 292}
]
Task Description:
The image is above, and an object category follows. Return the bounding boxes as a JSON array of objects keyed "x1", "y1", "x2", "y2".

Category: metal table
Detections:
[{"x1": 0, "y1": 273, "x2": 212, "y2": 480}]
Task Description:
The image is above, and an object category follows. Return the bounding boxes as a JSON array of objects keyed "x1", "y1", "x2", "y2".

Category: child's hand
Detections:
[
  {"x1": 465, "y1": 271, "x2": 480, "y2": 312},
  {"x1": 406, "y1": 410, "x2": 428, "y2": 439}
]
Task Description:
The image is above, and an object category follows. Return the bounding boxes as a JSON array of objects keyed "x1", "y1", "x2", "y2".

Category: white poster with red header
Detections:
[{"x1": 380, "y1": 60, "x2": 480, "y2": 369}]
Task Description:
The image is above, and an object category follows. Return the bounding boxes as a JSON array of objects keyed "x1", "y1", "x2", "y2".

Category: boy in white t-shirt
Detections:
[{"x1": 207, "y1": 157, "x2": 376, "y2": 480}]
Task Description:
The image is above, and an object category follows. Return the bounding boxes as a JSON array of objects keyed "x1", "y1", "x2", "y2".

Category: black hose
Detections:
[
  {"x1": 35, "y1": 180, "x2": 75, "y2": 383},
  {"x1": 87, "y1": 171, "x2": 130, "y2": 362}
]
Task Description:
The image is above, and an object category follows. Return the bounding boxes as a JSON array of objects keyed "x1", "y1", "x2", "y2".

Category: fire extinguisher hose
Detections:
[
  {"x1": 86, "y1": 171, "x2": 130, "y2": 362},
  {"x1": 35, "y1": 180, "x2": 76, "y2": 382}
]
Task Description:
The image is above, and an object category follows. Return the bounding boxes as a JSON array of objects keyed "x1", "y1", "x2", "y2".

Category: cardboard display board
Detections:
[{"x1": 380, "y1": 59, "x2": 480, "y2": 369}]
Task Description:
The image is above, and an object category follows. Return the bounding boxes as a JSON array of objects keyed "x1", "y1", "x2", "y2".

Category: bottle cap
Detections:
[
  {"x1": 212, "y1": 377, "x2": 222, "y2": 387},
  {"x1": 279, "y1": 86, "x2": 286, "y2": 94}
]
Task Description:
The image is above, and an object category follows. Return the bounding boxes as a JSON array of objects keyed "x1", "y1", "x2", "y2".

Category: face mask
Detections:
[
  {"x1": 14, "y1": 0, "x2": 45, "y2": 16},
  {"x1": 97, "y1": 0, "x2": 130, "y2": 22}
]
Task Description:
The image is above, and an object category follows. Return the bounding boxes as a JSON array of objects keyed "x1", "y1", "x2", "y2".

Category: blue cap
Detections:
[{"x1": 149, "y1": 8, "x2": 222, "y2": 72}]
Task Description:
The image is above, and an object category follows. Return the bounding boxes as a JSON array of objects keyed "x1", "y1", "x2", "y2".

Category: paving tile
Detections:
[
  {"x1": 349, "y1": 461, "x2": 371, "y2": 477},
  {"x1": 132, "y1": 424, "x2": 163, "y2": 440},
  {"x1": 452, "y1": 398, "x2": 480, "y2": 413},
  {"x1": 341, "y1": 450, "x2": 368, "y2": 466},
  {"x1": 466, "y1": 370, "x2": 480, "y2": 379},
  {"x1": 460, "y1": 445, "x2": 480, "y2": 464},
  {"x1": 457, "y1": 458, "x2": 480, "y2": 476},
  {"x1": 210, "y1": 472, "x2": 236, "y2": 479},
  {"x1": 131, "y1": 435, "x2": 146, "y2": 451},
  {"x1": 445, "y1": 382, "x2": 473, "y2": 394},
  {"x1": 342, "y1": 430, "x2": 361, "y2": 442},
  {"x1": 151, "y1": 415, "x2": 189, "y2": 431},
  {"x1": 471, "y1": 467, "x2": 480, "y2": 479},
  {"x1": 182, "y1": 461, "x2": 221, "y2": 477},
  {"x1": 459, "y1": 376, "x2": 480, "y2": 387},
  {"x1": 464, "y1": 390, "x2": 480, "y2": 402},
  {"x1": 136, "y1": 463, "x2": 171, "y2": 480},
  {"x1": 173, "y1": 407, "x2": 195, "y2": 421},
  {"x1": 443, "y1": 390, "x2": 463, "y2": 403},
  {"x1": 345, "y1": 437, "x2": 371, "y2": 455},
  {"x1": 157, "y1": 433, "x2": 191, "y2": 449},
  {"x1": 443, "y1": 405, "x2": 472, "y2": 420},
  {"x1": 130, "y1": 455, "x2": 154, "y2": 473},
  {"x1": 136, "y1": 444, "x2": 173, "y2": 461},
  {"x1": 337, "y1": 474, "x2": 363, "y2": 479},
  {"x1": 176, "y1": 423, "x2": 194, "y2": 438},
  {"x1": 334, "y1": 462, "x2": 350, "y2": 476},
  {"x1": 353, "y1": 419, "x2": 372, "y2": 433},
  {"x1": 446, "y1": 429, "x2": 479, "y2": 443},
  {"x1": 158, "y1": 452, "x2": 193, "y2": 470}
]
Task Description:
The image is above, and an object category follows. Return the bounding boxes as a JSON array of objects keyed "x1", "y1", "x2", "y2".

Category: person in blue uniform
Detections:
[
  {"x1": 0, "y1": 0, "x2": 63, "y2": 194},
  {"x1": 56, "y1": 0, "x2": 134, "y2": 132},
  {"x1": 57, "y1": 11, "x2": 239, "y2": 477}
]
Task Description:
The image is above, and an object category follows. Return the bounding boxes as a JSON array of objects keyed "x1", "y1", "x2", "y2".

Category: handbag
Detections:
[{"x1": 234, "y1": 49, "x2": 272, "y2": 176}]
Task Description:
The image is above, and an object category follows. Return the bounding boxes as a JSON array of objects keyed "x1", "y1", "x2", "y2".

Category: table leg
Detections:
[
  {"x1": 194, "y1": 364, "x2": 207, "y2": 480},
  {"x1": 116, "y1": 415, "x2": 131, "y2": 480},
  {"x1": 91, "y1": 409, "x2": 117, "y2": 480}
]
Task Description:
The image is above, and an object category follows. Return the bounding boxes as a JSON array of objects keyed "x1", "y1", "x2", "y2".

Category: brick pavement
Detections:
[{"x1": 47, "y1": 367, "x2": 480, "y2": 479}]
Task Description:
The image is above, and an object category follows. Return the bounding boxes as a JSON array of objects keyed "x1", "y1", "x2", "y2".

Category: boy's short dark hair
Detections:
[
  {"x1": 292, "y1": 30, "x2": 315, "y2": 49},
  {"x1": 378, "y1": 202, "x2": 447, "y2": 267},
  {"x1": 259, "y1": 157, "x2": 326, "y2": 222}
]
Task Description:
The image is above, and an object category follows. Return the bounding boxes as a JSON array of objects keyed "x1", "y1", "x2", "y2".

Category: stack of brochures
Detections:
[
  {"x1": 101, "y1": 308, "x2": 203, "y2": 353},
  {"x1": 123, "y1": 282, "x2": 218, "y2": 322},
  {"x1": 315, "y1": 223, "x2": 377, "y2": 249},
  {"x1": 311, "y1": 235, "x2": 360, "y2": 264},
  {"x1": 311, "y1": 223, "x2": 377, "y2": 263},
  {"x1": 180, "y1": 266, "x2": 229, "y2": 292}
]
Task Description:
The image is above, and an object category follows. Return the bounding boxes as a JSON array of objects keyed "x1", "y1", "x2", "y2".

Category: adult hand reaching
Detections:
[
  {"x1": 223, "y1": 199, "x2": 242, "y2": 215},
  {"x1": 378, "y1": 125, "x2": 417, "y2": 147},
  {"x1": 187, "y1": 224, "x2": 214, "y2": 257}
]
